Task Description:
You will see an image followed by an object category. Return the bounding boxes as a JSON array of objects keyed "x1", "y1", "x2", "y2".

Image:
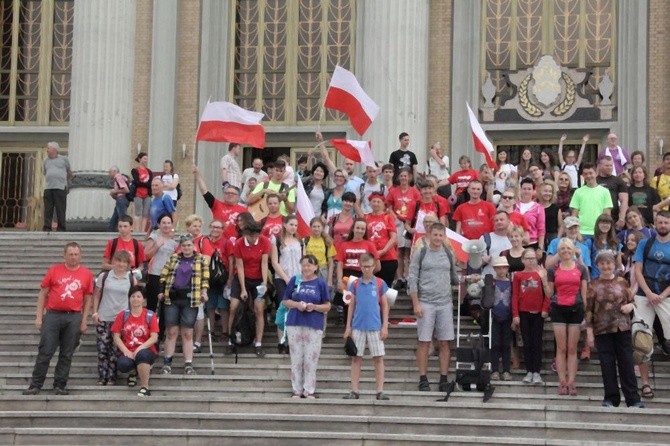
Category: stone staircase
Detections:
[{"x1": 0, "y1": 231, "x2": 668, "y2": 445}]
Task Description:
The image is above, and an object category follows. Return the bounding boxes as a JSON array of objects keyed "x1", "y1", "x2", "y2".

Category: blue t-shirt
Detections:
[
  {"x1": 349, "y1": 277, "x2": 388, "y2": 331},
  {"x1": 547, "y1": 237, "x2": 591, "y2": 268},
  {"x1": 634, "y1": 237, "x2": 670, "y2": 294},
  {"x1": 150, "y1": 193, "x2": 176, "y2": 228},
  {"x1": 491, "y1": 279, "x2": 512, "y2": 321},
  {"x1": 584, "y1": 238, "x2": 622, "y2": 279},
  {"x1": 283, "y1": 276, "x2": 330, "y2": 330}
]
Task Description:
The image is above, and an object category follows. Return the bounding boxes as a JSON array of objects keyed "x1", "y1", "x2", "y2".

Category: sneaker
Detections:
[
  {"x1": 137, "y1": 387, "x2": 151, "y2": 397},
  {"x1": 522, "y1": 372, "x2": 533, "y2": 384},
  {"x1": 184, "y1": 364, "x2": 196, "y2": 375},
  {"x1": 532, "y1": 372, "x2": 543, "y2": 385},
  {"x1": 376, "y1": 392, "x2": 390, "y2": 401},
  {"x1": 53, "y1": 386, "x2": 69, "y2": 395},
  {"x1": 342, "y1": 391, "x2": 360, "y2": 399},
  {"x1": 490, "y1": 372, "x2": 500, "y2": 381},
  {"x1": 601, "y1": 400, "x2": 614, "y2": 407},
  {"x1": 22, "y1": 386, "x2": 40, "y2": 396},
  {"x1": 630, "y1": 401, "x2": 645, "y2": 408},
  {"x1": 418, "y1": 380, "x2": 431, "y2": 391},
  {"x1": 161, "y1": 364, "x2": 172, "y2": 375},
  {"x1": 255, "y1": 346, "x2": 266, "y2": 358},
  {"x1": 502, "y1": 372, "x2": 513, "y2": 381},
  {"x1": 193, "y1": 344, "x2": 202, "y2": 354}
]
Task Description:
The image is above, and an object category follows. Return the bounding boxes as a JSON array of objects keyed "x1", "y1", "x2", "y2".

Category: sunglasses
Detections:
[{"x1": 502, "y1": 196, "x2": 514, "y2": 199}]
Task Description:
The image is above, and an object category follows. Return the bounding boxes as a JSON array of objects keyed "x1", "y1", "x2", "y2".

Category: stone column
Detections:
[
  {"x1": 67, "y1": 0, "x2": 136, "y2": 230},
  {"x1": 195, "y1": 0, "x2": 232, "y2": 220},
  {"x1": 148, "y1": 0, "x2": 179, "y2": 171},
  {"x1": 356, "y1": 0, "x2": 430, "y2": 168}
]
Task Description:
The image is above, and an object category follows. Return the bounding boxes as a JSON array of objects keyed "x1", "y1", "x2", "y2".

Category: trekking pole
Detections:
[{"x1": 206, "y1": 316, "x2": 215, "y2": 375}]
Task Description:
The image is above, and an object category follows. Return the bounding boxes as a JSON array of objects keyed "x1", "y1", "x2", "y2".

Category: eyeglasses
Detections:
[
  {"x1": 361, "y1": 264, "x2": 375, "y2": 269},
  {"x1": 502, "y1": 196, "x2": 514, "y2": 199},
  {"x1": 210, "y1": 226, "x2": 223, "y2": 229},
  {"x1": 522, "y1": 257, "x2": 537, "y2": 261},
  {"x1": 224, "y1": 191, "x2": 239, "y2": 196},
  {"x1": 334, "y1": 174, "x2": 345, "y2": 178}
]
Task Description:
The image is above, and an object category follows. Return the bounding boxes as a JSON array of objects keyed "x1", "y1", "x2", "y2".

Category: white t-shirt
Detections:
[
  {"x1": 495, "y1": 163, "x2": 517, "y2": 193},
  {"x1": 563, "y1": 164, "x2": 579, "y2": 189},
  {"x1": 428, "y1": 156, "x2": 450, "y2": 181},
  {"x1": 161, "y1": 173, "x2": 179, "y2": 201},
  {"x1": 481, "y1": 232, "x2": 512, "y2": 276}
]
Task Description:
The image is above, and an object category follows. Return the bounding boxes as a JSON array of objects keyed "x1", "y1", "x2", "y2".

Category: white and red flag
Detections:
[
  {"x1": 466, "y1": 103, "x2": 497, "y2": 170},
  {"x1": 295, "y1": 177, "x2": 315, "y2": 238},
  {"x1": 196, "y1": 100, "x2": 266, "y2": 148},
  {"x1": 330, "y1": 139, "x2": 376, "y2": 169},
  {"x1": 324, "y1": 66, "x2": 380, "y2": 135},
  {"x1": 446, "y1": 228, "x2": 469, "y2": 263}
]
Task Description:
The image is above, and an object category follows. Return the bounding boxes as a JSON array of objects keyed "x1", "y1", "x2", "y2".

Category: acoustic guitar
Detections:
[{"x1": 247, "y1": 182, "x2": 297, "y2": 222}]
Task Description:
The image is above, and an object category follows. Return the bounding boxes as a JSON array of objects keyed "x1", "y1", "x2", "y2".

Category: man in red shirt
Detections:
[
  {"x1": 102, "y1": 214, "x2": 146, "y2": 270},
  {"x1": 405, "y1": 181, "x2": 450, "y2": 243},
  {"x1": 24, "y1": 242, "x2": 95, "y2": 395},
  {"x1": 448, "y1": 155, "x2": 479, "y2": 198},
  {"x1": 228, "y1": 223, "x2": 271, "y2": 357},
  {"x1": 193, "y1": 165, "x2": 247, "y2": 243},
  {"x1": 261, "y1": 194, "x2": 284, "y2": 239},
  {"x1": 452, "y1": 180, "x2": 496, "y2": 240}
]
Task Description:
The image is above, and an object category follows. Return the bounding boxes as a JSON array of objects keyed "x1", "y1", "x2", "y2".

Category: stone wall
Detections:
[{"x1": 648, "y1": 0, "x2": 670, "y2": 171}]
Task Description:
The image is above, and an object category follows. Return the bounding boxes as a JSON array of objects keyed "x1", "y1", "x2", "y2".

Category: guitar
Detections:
[{"x1": 247, "y1": 182, "x2": 297, "y2": 222}]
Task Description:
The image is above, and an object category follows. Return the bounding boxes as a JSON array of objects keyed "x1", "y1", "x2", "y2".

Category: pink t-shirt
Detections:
[
  {"x1": 331, "y1": 213, "x2": 355, "y2": 245},
  {"x1": 548, "y1": 263, "x2": 587, "y2": 307}
]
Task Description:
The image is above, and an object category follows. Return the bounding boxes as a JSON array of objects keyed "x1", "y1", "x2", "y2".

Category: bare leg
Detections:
[
  {"x1": 438, "y1": 341, "x2": 451, "y2": 376},
  {"x1": 137, "y1": 363, "x2": 151, "y2": 388},
  {"x1": 350, "y1": 356, "x2": 362, "y2": 392},
  {"x1": 416, "y1": 341, "x2": 430, "y2": 375},
  {"x1": 181, "y1": 327, "x2": 194, "y2": 363},
  {"x1": 567, "y1": 326, "x2": 581, "y2": 385},
  {"x1": 254, "y1": 299, "x2": 265, "y2": 345},
  {"x1": 554, "y1": 325, "x2": 568, "y2": 385},
  {"x1": 373, "y1": 356, "x2": 385, "y2": 392},
  {"x1": 164, "y1": 326, "x2": 179, "y2": 357}
]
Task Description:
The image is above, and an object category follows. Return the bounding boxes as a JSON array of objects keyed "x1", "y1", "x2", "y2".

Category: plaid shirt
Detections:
[{"x1": 160, "y1": 253, "x2": 210, "y2": 307}]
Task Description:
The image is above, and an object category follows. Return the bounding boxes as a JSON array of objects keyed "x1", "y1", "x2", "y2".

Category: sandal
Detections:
[
  {"x1": 291, "y1": 393, "x2": 301, "y2": 399},
  {"x1": 137, "y1": 387, "x2": 151, "y2": 397},
  {"x1": 641, "y1": 384, "x2": 655, "y2": 399},
  {"x1": 127, "y1": 371, "x2": 137, "y2": 387}
]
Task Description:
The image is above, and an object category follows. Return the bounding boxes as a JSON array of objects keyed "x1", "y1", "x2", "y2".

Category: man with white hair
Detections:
[
  {"x1": 43, "y1": 141, "x2": 72, "y2": 231},
  {"x1": 597, "y1": 133, "x2": 631, "y2": 175}
]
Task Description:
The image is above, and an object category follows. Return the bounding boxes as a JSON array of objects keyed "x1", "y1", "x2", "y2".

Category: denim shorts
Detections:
[
  {"x1": 206, "y1": 287, "x2": 230, "y2": 310},
  {"x1": 163, "y1": 292, "x2": 198, "y2": 328},
  {"x1": 117, "y1": 349, "x2": 156, "y2": 373}
]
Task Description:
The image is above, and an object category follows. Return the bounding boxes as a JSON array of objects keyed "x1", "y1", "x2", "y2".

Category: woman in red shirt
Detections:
[
  {"x1": 261, "y1": 194, "x2": 284, "y2": 239},
  {"x1": 329, "y1": 191, "x2": 357, "y2": 245},
  {"x1": 334, "y1": 218, "x2": 380, "y2": 324},
  {"x1": 365, "y1": 192, "x2": 398, "y2": 287},
  {"x1": 112, "y1": 286, "x2": 159, "y2": 397},
  {"x1": 131, "y1": 152, "x2": 153, "y2": 233},
  {"x1": 512, "y1": 248, "x2": 550, "y2": 385},
  {"x1": 545, "y1": 238, "x2": 588, "y2": 396}
]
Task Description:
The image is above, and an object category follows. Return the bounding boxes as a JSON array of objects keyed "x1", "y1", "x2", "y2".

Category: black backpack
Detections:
[
  {"x1": 120, "y1": 174, "x2": 136, "y2": 201},
  {"x1": 199, "y1": 237, "x2": 226, "y2": 288},
  {"x1": 231, "y1": 303, "x2": 256, "y2": 348}
]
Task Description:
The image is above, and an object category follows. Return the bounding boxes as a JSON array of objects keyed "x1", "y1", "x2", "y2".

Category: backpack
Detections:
[
  {"x1": 640, "y1": 234, "x2": 670, "y2": 292},
  {"x1": 122, "y1": 309, "x2": 155, "y2": 326},
  {"x1": 416, "y1": 243, "x2": 457, "y2": 290},
  {"x1": 231, "y1": 303, "x2": 256, "y2": 349},
  {"x1": 110, "y1": 238, "x2": 141, "y2": 269},
  {"x1": 176, "y1": 183, "x2": 183, "y2": 200},
  {"x1": 352, "y1": 276, "x2": 385, "y2": 304},
  {"x1": 120, "y1": 174, "x2": 136, "y2": 201},
  {"x1": 631, "y1": 310, "x2": 654, "y2": 365},
  {"x1": 359, "y1": 182, "x2": 386, "y2": 201},
  {"x1": 98, "y1": 270, "x2": 137, "y2": 300},
  {"x1": 199, "y1": 236, "x2": 226, "y2": 288}
]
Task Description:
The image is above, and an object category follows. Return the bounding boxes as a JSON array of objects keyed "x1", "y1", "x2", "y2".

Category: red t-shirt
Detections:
[
  {"x1": 508, "y1": 211, "x2": 531, "y2": 232},
  {"x1": 209, "y1": 200, "x2": 247, "y2": 242},
  {"x1": 335, "y1": 240, "x2": 379, "y2": 272},
  {"x1": 208, "y1": 236, "x2": 231, "y2": 269},
  {"x1": 385, "y1": 186, "x2": 421, "y2": 222},
  {"x1": 549, "y1": 264, "x2": 587, "y2": 307},
  {"x1": 449, "y1": 169, "x2": 479, "y2": 195},
  {"x1": 365, "y1": 213, "x2": 398, "y2": 261},
  {"x1": 452, "y1": 200, "x2": 496, "y2": 240},
  {"x1": 41, "y1": 264, "x2": 95, "y2": 312},
  {"x1": 135, "y1": 166, "x2": 151, "y2": 198},
  {"x1": 262, "y1": 215, "x2": 284, "y2": 239},
  {"x1": 233, "y1": 235, "x2": 271, "y2": 280},
  {"x1": 330, "y1": 213, "x2": 355, "y2": 245},
  {"x1": 406, "y1": 198, "x2": 450, "y2": 231},
  {"x1": 511, "y1": 270, "x2": 550, "y2": 318},
  {"x1": 103, "y1": 237, "x2": 146, "y2": 268},
  {"x1": 111, "y1": 308, "x2": 160, "y2": 354}
]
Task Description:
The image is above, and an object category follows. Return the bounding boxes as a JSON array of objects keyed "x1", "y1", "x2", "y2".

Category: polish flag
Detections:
[
  {"x1": 324, "y1": 66, "x2": 380, "y2": 135},
  {"x1": 196, "y1": 100, "x2": 266, "y2": 148},
  {"x1": 295, "y1": 177, "x2": 315, "y2": 238},
  {"x1": 330, "y1": 139, "x2": 376, "y2": 169},
  {"x1": 446, "y1": 228, "x2": 469, "y2": 263},
  {"x1": 466, "y1": 103, "x2": 497, "y2": 170}
]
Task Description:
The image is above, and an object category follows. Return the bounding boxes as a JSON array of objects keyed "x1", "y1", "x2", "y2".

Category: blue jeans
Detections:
[
  {"x1": 29, "y1": 311, "x2": 82, "y2": 389},
  {"x1": 108, "y1": 196, "x2": 129, "y2": 231}
]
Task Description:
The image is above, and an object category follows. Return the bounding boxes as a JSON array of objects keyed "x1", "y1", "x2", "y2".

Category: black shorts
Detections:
[
  {"x1": 550, "y1": 303, "x2": 584, "y2": 326},
  {"x1": 231, "y1": 276, "x2": 264, "y2": 302}
]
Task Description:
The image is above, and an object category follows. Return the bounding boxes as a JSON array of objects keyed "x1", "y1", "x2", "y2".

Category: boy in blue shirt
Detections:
[{"x1": 343, "y1": 253, "x2": 390, "y2": 400}]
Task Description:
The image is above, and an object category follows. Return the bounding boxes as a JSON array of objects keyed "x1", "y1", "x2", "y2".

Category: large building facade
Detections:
[{"x1": 0, "y1": 0, "x2": 666, "y2": 230}]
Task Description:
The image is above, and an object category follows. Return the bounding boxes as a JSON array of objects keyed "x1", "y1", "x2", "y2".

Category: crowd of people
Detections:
[{"x1": 23, "y1": 132, "x2": 670, "y2": 407}]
